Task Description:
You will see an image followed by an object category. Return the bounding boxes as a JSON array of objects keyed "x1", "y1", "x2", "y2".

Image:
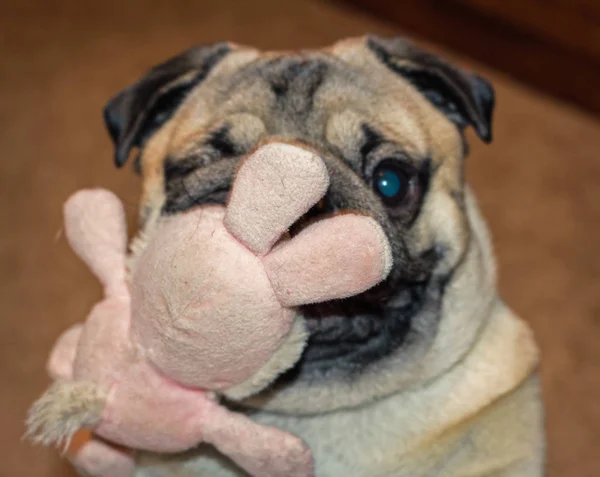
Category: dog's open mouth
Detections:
[{"x1": 292, "y1": 280, "x2": 427, "y2": 375}]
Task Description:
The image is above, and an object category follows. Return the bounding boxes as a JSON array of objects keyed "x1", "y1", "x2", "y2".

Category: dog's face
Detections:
[{"x1": 104, "y1": 36, "x2": 497, "y2": 413}]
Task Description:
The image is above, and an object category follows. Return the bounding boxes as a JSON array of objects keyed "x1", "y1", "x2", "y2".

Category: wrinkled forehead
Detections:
[{"x1": 167, "y1": 43, "x2": 463, "y2": 164}]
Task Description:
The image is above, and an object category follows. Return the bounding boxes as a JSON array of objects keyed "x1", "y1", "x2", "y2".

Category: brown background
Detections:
[{"x1": 1, "y1": 0, "x2": 599, "y2": 476}]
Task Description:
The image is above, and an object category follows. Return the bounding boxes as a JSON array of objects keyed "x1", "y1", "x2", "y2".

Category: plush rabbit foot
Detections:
[{"x1": 26, "y1": 143, "x2": 393, "y2": 477}]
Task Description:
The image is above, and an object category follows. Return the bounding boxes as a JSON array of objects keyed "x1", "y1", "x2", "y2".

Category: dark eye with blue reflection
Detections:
[{"x1": 373, "y1": 160, "x2": 410, "y2": 205}]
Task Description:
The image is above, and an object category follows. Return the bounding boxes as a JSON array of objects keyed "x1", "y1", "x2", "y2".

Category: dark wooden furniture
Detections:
[{"x1": 338, "y1": 0, "x2": 600, "y2": 116}]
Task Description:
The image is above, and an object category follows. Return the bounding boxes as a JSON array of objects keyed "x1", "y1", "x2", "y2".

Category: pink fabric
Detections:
[
  {"x1": 129, "y1": 206, "x2": 295, "y2": 390},
  {"x1": 28, "y1": 143, "x2": 394, "y2": 477},
  {"x1": 203, "y1": 404, "x2": 313, "y2": 477},
  {"x1": 224, "y1": 143, "x2": 329, "y2": 255},
  {"x1": 264, "y1": 214, "x2": 393, "y2": 307},
  {"x1": 63, "y1": 190, "x2": 128, "y2": 297},
  {"x1": 69, "y1": 437, "x2": 135, "y2": 477},
  {"x1": 47, "y1": 324, "x2": 82, "y2": 380}
]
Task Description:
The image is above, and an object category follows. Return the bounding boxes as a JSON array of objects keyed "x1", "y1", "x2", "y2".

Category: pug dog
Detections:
[{"x1": 100, "y1": 35, "x2": 544, "y2": 477}]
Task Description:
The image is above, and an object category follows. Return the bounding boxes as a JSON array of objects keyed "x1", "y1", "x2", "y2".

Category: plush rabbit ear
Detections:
[
  {"x1": 63, "y1": 189, "x2": 128, "y2": 295},
  {"x1": 263, "y1": 214, "x2": 393, "y2": 307},
  {"x1": 224, "y1": 143, "x2": 330, "y2": 255}
]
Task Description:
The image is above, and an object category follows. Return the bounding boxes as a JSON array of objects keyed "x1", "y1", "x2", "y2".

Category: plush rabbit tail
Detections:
[{"x1": 25, "y1": 380, "x2": 107, "y2": 451}]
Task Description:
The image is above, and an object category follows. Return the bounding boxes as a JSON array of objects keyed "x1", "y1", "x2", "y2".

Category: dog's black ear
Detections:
[
  {"x1": 104, "y1": 42, "x2": 231, "y2": 168},
  {"x1": 367, "y1": 36, "x2": 494, "y2": 143}
]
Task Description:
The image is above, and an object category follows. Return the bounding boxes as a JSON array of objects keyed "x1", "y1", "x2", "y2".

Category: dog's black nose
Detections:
[{"x1": 289, "y1": 195, "x2": 335, "y2": 238}]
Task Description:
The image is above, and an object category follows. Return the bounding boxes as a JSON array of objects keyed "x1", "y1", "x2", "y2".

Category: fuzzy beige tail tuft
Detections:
[{"x1": 25, "y1": 380, "x2": 107, "y2": 451}]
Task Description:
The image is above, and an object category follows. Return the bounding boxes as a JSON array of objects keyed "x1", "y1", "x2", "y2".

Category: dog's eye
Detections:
[{"x1": 372, "y1": 159, "x2": 412, "y2": 206}]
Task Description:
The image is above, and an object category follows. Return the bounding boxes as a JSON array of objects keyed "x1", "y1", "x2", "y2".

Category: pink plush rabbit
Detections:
[{"x1": 26, "y1": 143, "x2": 393, "y2": 477}]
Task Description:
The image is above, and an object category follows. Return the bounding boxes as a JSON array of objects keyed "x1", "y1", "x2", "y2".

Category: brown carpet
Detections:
[{"x1": 1, "y1": 1, "x2": 599, "y2": 476}]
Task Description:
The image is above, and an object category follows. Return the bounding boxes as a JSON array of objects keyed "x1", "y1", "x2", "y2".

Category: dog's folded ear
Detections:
[
  {"x1": 103, "y1": 42, "x2": 232, "y2": 168},
  {"x1": 366, "y1": 35, "x2": 495, "y2": 143}
]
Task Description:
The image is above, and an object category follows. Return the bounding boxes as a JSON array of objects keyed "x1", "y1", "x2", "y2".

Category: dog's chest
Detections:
[
  {"x1": 253, "y1": 404, "x2": 421, "y2": 477},
  {"x1": 248, "y1": 376, "x2": 541, "y2": 477},
  {"x1": 135, "y1": 375, "x2": 542, "y2": 477},
  {"x1": 250, "y1": 394, "x2": 477, "y2": 477},
  {"x1": 135, "y1": 393, "x2": 444, "y2": 477}
]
